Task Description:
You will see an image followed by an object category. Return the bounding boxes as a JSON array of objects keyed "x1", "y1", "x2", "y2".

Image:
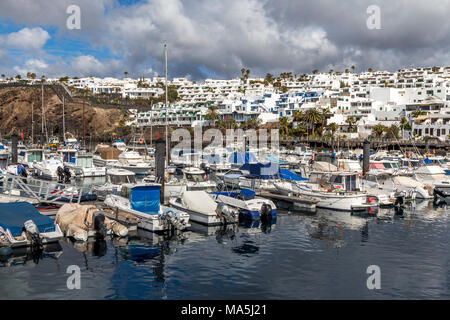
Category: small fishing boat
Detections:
[
  {"x1": 169, "y1": 191, "x2": 239, "y2": 226},
  {"x1": 275, "y1": 171, "x2": 379, "y2": 213},
  {"x1": 92, "y1": 168, "x2": 136, "y2": 200},
  {"x1": 104, "y1": 184, "x2": 190, "y2": 232},
  {"x1": 0, "y1": 202, "x2": 63, "y2": 249},
  {"x1": 113, "y1": 150, "x2": 153, "y2": 175},
  {"x1": 162, "y1": 167, "x2": 217, "y2": 201},
  {"x1": 63, "y1": 151, "x2": 106, "y2": 177},
  {"x1": 55, "y1": 203, "x2": 129, "y2": 241},
  {"x1": 33, "y1": 154, "x2": 64, "y2": 180},
  {"x1": 211, "y1": 188, "x2": 277, "y2": 221}
]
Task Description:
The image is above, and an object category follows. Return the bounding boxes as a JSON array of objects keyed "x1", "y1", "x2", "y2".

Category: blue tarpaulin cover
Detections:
[
  {"x1": 228, "y1": 152, "x2": 257, "y2": 164},
  {"x1": 130, "y1": 185, "x2": 160, "y2": 215},
  {"x1": 0, "y1": 202, "x2": 55, "y2": 237},
  {"x1": 239, "y1": 188, "x2": 255, "y2": 200},
  {"x1": 279, "y1": 169, "x2": 308, "y2": 181}
]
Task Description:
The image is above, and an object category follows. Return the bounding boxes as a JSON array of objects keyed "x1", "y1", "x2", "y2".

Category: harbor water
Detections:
[{"x1": 0, "y1": 200, "x2": 448, "y2": 299}]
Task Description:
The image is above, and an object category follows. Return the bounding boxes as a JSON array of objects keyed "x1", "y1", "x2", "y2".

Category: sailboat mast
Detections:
[
  {"x1": 165, "y1": 43, "x2": 169, "y2": 165},
  {"x1": 62, "y1": 96, "x2": 66, "y2": 142},
  {"x1": 150, "y1": 100, "x2": 153, "y2": 149},
  {"x1": 31, "y1": 102, "x2": 34, "y2": 145},
  {"x1": 41, "y1": 82, "x2": 44, "y2": 145}
]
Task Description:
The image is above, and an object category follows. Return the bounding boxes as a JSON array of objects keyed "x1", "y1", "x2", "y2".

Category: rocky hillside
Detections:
[{"x1": 0, "y1": 86, "x2": 125, "y2": 141}]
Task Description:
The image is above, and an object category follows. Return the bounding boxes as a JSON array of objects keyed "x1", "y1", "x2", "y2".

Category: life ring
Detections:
[{"x1": 138, "y1": 138, "x2": 144, "y2": 144}]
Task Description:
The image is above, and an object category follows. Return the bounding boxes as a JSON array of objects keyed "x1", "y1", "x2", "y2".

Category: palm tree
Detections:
[
  {"x1": 351, "y1": 65, "x2": 355, "y2": 72},
  {"x1": 345, "y1": 116, "x2": 357, "y2": 133},
  {"x1": 205, "y1": 106, "x2": 220, "y2": 127},
  {"x1": 124, "y1": 71, "x2": 128, "y2": 78},
  {"x1": 399, "y1": 117, "x2": 410, "y2": 139},
  {"x1": 368, "y1": 68, "x2": 373, "y2": 73},
  {"x1": 292, "y1": 110, "x2": 304, "y2": 123},
  {"x1": 312, "y1": 69, "x2": 318, "y2": 75},
  {"x1": 279, "y1": 117, "x2": 289, "y2": 137},
  {"x1": 1, "y1": 74, "x2": 5, "y2": 81},
  {"x1": 385, "y1": 124, "x2": 400, "y2": 140},
  {"x1": 304, "y1": 108, "x2": 322, "y2": 136},
  {"x1": 412, "y1": 109, "x2": 427, "y2": 118},
  {"x1": 320, "y1": 107, "x2": 330, "y2": 128},
  {"x1": 264, "y1": 73, "x2": 273, "y2": 85},
  {"x1": 372, "y1": 124, "x2": 386, "y2": 139},
  {"x1": 327, "y1": 122, "x2": 339, "y2": 135}
]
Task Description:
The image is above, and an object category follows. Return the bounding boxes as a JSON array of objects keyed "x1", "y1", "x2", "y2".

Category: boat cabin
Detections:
[
  {"x1": 22, "y1": 149, "x2": 44, "y2": 163},
  {"x1": 183, "y1": 167, "x2": 207, "y2": 182},
  {"x1": 308, "y1": 171, "x2": 361, "y2": 192},
  {"x1": 107, "y1": 170, "x2": 136, "y2": 185}
]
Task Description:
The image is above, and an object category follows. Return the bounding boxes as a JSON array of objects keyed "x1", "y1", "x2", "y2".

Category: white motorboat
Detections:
[
  {"x1": 104, "y1": 184, "x2": 190, "y2": 232},
  {"x1": 113, "y1": 150, "x2": 153, "y2": 175},
  {"x1": 33, "y1": 154, "x2": 64, "y2": 180},
  {"x1": 169, "y1": 191, "x2": 238, "y2": 226},
  {"x1": 64, "y1": 152, "x2": 106, "y2": 177},
  {"x1": 92, "y1": 168, "x2": 136, "y2": 199},
  {"x1": 162, "y1": 167, "x2": 217, "y2": 201},
  {"x1": 275, "y1": 171, "x2": 379, "y2": 213},
  {"x1": 112, "y1": 139, "x2": 127, "y2": 151}
]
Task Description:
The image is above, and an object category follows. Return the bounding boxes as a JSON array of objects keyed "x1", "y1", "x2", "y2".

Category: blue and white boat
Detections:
[
  {"x1": 104, "y1": 184, "x2": 190, "y2": 232},
  {"x1": 0, "y1": 202, "x2": 63, "y2": 248},
  {"x1": 211, "y1": 188, "x2": 277, "y2": 221}
]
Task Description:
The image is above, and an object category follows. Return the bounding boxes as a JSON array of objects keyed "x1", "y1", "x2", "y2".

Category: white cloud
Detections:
[
  {"x1": 70, "y1": 55, "x2": 122, "y2": 77},
  {"x1": 6, "y1": 27, "x2": 50, "y2": 50},
  {"x1": 2, "y1": 0, "x2": 450, "y2": 78},
  {"x1": 13, "y1": 58, "x2": 49, "y2": 76}
]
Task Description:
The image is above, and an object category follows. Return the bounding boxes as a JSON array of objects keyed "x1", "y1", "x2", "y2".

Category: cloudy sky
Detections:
[{"x1": 0, "y1": 0, "x2": 449, "y2": 80}]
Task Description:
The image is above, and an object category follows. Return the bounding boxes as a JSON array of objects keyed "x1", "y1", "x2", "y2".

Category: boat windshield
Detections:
[
  {"x1": 77, "y1": 157, "x2": 93, "y2": 168},
  {"x1": 186, "y1": 173, "x2": 206, "y2": 182},
  {"x1": 383, "y1": 163, "x2": 392, "y2": 168},
  {"x1": 110, "y1": 174, "x2": 136, "y2": 184},
  {"x1": 27, "y1": 152, "x2": 42, "y2": 162}
]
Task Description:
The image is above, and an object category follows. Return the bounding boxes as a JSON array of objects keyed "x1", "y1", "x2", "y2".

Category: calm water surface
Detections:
[{"x1": 0, "y1": 198, "x2": 448, "y2": 300}]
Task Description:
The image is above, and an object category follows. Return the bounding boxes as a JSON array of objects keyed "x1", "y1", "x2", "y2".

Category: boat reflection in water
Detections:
[
  {"x1": 304, "y1": 208, "x2": 374, "y2": 249},
  {"x1": 0, "y1": 242, "x2": 63, "y2": 267}
]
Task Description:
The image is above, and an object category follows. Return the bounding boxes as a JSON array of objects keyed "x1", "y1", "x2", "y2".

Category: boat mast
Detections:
[
  {"x1": 82, "y1": 87, "x2": 86, "y2": 149},
  {"x1": 41, "y1": 82, "x2": 44, "y2": 146},
  {"x1": 150, "y1": 100, "x2": 153, "y2": 149},
  {"x1": 41, "y1": 81, "x2": 49, "y2": 146},
  {"x1": 165, "y1": 43, "x2": 169, "y2": 166},
  {"x1": 31, "y1": 102, "x2": 34, "y2": 145},
  {"x1": 62, "y1": 96, "x2": 66, "y2": 143}
]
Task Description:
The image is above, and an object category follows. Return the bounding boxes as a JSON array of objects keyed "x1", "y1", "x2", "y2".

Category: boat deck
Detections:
[{"x1": 257, "y1": 191, "x2": 318, "y2": 213}]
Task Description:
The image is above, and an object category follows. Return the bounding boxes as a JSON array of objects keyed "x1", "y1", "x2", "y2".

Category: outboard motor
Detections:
[
  {"x1": 23, "y1": 220, "x2": 43, "y2": 252},
  {"x1": 63, "y1": 166, "x2": 72, "y2": 183},
  {"x1": 260, "y1": 203, "x2": 272, "y2": 222},
  {"x1": 394, "y1": 190, "x2": 405, "y2": 208},
  {"x1": 160, "y1": 209, "x2": 186, "y2": 230},
  {"x1": 216, "y1": 203, "x2": 235, "y2": 224},
  {"x1": 92, "y1": 211, "x2": 107, "y2": 238},
  {"x1": 57, "y1": 166, "x2": 64, "y2": 182},
  {"x1": 200, "y1": 163, "x2": 210, "y2": 175}
]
